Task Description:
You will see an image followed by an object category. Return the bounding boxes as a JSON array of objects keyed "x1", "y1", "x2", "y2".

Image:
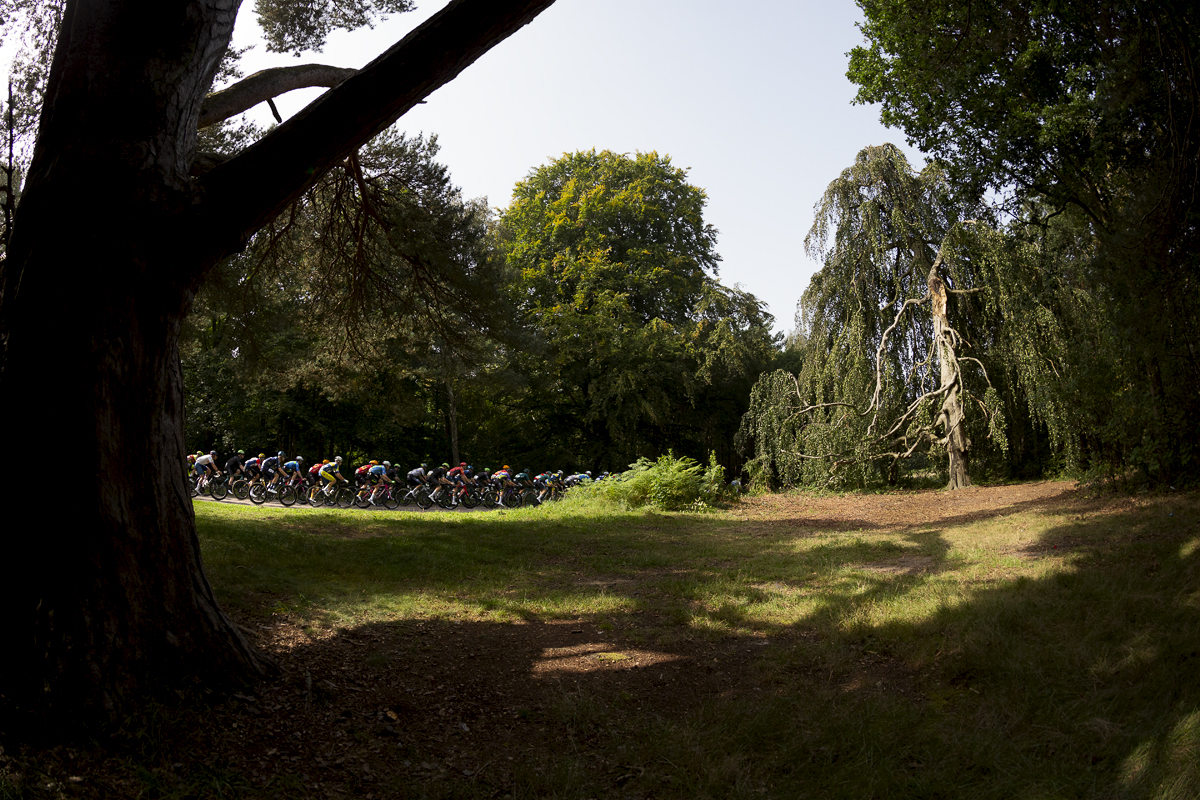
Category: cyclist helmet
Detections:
[
  {"x1": 210, "y1": 450, "x2": 217, "y2": 457},
  {"x1": 460, "y1": 462, "x2": 466, "y2": 467},
  {"x1": 296, "y1": 456, "x2": 305, "y2": 464},
  {"x1": 370, "y1": 460, "x2": 379, "y2": 466},
  {"x1": 503, "y1": 465, "x2": 510, "y2": 470},
  {"x1": 278, "y1": 451, "x2": 285, "y2": 459},
  {"x1": 382, "y1": 461, "x2": 391, "y2": 468},
  {"x1": 334, "y1": 455, "x2": 343, "y2": 464},
  {"x1": 258, "y1": 453, "x2": 266, "y2": 458},
  {"x1": 442, "y1": 462, "x2": 450, "y2": 468},
  {"x1": 421, "y1": 463, "x2": 428, "y2": 469},
  {"x1": 237, "y1": 449, "x2": 245, "y2": 455}
]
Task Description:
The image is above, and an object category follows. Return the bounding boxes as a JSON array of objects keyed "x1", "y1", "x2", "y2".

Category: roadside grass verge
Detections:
[{"x1": 187, "y1": 489, "x2": 1200, "y2": 799}]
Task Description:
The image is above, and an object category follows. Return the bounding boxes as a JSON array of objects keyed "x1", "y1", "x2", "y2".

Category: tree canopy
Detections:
[
  {"x1": 499, "y1": 150, "x2": 778, "y2": 470},
  {"x1": 739, "y1": 145, "x2": 1005, "y2": 490},
  {"x1": 848, "y1": 0, "x2": 1200, "y2": 483}
]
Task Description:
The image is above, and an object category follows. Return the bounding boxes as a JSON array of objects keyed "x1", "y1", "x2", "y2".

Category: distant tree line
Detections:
[{"x1": 181, "y1": 145, "x2": 781, "y2": 474}]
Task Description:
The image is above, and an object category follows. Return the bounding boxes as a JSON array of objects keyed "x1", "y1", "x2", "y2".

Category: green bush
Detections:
[{"x1": 589, "y1": 451, "x2": 733, "y2": 511}]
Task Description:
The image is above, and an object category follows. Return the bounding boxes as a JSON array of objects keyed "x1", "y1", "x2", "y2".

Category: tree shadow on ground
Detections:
[{"x1": 7, "y1": 493, "x2": 1197, "y2": 799}]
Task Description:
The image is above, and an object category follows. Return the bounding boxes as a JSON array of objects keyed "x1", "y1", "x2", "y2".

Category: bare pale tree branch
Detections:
[{"x1": 199, "y1": 64, "x2": 359, "y2": 128}]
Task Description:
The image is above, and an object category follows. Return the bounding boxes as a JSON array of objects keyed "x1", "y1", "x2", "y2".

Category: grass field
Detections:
[{"x1": 4, "y1": 483, "x2": 1199, "y2": 799}]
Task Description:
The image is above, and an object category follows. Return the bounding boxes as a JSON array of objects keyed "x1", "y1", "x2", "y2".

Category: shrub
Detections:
[{"x1": 596, "y1": 451, "x2": 734, "y2": 511}]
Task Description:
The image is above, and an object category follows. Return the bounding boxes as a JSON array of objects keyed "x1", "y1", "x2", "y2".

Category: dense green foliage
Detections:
[
  {"x1": 566, "y1": 451, "x2": 733, "y2": 512},
  {"x1": 183, "y1": 130, "x2": 506, "y2": 465},
  {"x1": 738, "y1": 145, "x2": 1007, "y2": 489},
  {"x1": 495, "y1": 150, "x2": 779, "y2": 471},
  {"x1": 183, "y1": 146, "x2": 777, "y2": 474},
  {"x1": 741, "y1": 0, "x2": 1200, "y2": 490},
  {"x1": 847, "y1": 0, "x2": 1200, "y2": 484}
]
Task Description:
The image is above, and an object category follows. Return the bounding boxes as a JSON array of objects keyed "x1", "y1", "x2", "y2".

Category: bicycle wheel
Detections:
[
  {"x1": 460, "y1": 488, "x2": 480, "y2": 509},
  {"x1": 279, "y1": 485, "x2": 296, "y2": 506},
  {"x1": 501, "y1": 490, "x2": 521, "y2": 509},
  {"x1": 353, "y1": 490, "x2": 371, "y2": 509},
  {"x1": 415, "y1": 488, "x2": 434, "y2": 510},
  {"x1": 335, "y1": 486, "x2": 354, "y2": 509},
  {"x1": 249, "y1": 484, "x2": 267, "y2": 505},
  {"x1": 190, "y1": 477, "x2": 199, "y2": 498},
  {"x1": 521, "y1": 489, "x2": 540, "y2": 507},
  {"x1": 210, "y1": 479, "x2": 228, "y2": 501},
  {"x1": 481, "y1": 489, "x2": 499, "y2": 509},
  {"x1": 231, "y1": 479, "x2": 250, "y2": 501},
  {"x1": 382, "y1": 487, "x2": 401, "y2": 510}
]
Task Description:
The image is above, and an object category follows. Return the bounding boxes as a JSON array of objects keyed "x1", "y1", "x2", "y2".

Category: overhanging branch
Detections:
[
  {"x1": 198, "y1": 64, "x2": 359, "y2": 129},
  {"x1": 194, "y1": 0, "x2": 557, "y2": 271}
]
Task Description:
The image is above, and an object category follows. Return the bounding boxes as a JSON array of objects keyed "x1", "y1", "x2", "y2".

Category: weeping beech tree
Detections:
[{"x1": 738, "y1": 144, "x2": 1006, "y2": 490}]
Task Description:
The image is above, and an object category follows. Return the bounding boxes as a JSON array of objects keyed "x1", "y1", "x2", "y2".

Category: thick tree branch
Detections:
[
  {"x1": 194, "y1": 0, "x2": 557, "y2": 274},
  {"x1": 198, "y1": 64, "x2": 359, "y2": 129}
]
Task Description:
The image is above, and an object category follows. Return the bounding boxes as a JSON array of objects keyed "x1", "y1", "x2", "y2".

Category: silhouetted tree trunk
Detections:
[{"x1": 0, "y1": 0, "x2": 554, "y2": 729}]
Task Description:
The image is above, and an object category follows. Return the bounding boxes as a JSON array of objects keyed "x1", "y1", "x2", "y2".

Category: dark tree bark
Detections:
[{"x1": 0, "y1": 0, "x2": 554, "y2": 729}]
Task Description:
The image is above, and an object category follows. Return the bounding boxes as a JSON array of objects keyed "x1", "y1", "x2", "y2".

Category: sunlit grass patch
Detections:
[{"x1": 190, "y1": 486, "x2": 1200, "y2": 799}]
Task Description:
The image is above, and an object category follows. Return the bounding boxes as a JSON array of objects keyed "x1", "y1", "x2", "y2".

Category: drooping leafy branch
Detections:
[{"x1": 739, "y1": 145, "x2": 1006, "y2": 489}]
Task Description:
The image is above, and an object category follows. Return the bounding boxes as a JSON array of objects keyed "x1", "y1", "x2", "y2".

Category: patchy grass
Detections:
[{"x1": 4, "y1": 484, "x2": 1199, "y2": 799}]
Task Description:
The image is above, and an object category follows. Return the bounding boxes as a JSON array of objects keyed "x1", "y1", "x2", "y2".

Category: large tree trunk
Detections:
[
  {"x1": 0, "y1": 0, "x2": 272, "y2": 728},
  {"x1": 0, "y1": 0, "x2": 555, "y2": 729}
]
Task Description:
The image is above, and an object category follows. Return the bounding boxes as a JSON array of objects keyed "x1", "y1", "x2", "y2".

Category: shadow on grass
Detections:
[{"x1": 9, "y1": 496, "x2": 1191, "y2": 799}]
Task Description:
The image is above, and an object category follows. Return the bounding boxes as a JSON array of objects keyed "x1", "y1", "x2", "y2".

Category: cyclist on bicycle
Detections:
[
  {"x1": 281, "y1": 456, "x2": 304, "y2": 489},
  {"x1": 224, "y1": 450, "x2": 246, "y2": 479},
  {"x1": 407, "y1": 463, "x2": 428, "y2": 487},
  {"x1": 261, "y1": 451, "x2": 286, "y2": 491},
  {"x1": 194, "y1": 450, "x2": 222, "y2": 490},
  {"x1": 355, "y1": 461, "x2": 377, "y2": 487},
  {"x1": 244, "y1": 453, "x2": 265, "y2": 486},
  {"x1": 318, "y1": 456, "x2": 345, "y2": 498}
]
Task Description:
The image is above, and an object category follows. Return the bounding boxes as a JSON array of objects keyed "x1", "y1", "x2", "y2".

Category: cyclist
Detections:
[
  {"x1": 354, "y1": 460, "x2": 377, "y2": 487},
  {"x1": 195, "y1": 450, "x2": 221, "y2": 489},
  {"x1": 244, "y1": 453, "x2": 265, "y2": 486},
  {"x1": 305, "y1": 459, "x2": 325, "y2": 492},
  {"x1": 318, "y1": 456, "x2": 346, "y2": 498},
  {"x1": 224, "y1": 450, "x2": 247, "y2": 480},
  {"x1": 407, "y1": 463, "x2": 427, "y2": 487},
  {"x1": 281, "y1": 455, "x2": 304, "y2": 491},
  {"x1": 261, "y1": 451, "x2": 285, "y2": 491},
  {"x1": 447, "y1": 461, "x2": 470, "y2": 503},
  {"x1": 537, "y1": 470, "x2": 566, "y2": 503},
  {"x1": 364, "y1": 461, "x2": 392, "y2": 504},
  {"x1": 426, "y1": 462, "x2": 457, "y2": 505}
]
